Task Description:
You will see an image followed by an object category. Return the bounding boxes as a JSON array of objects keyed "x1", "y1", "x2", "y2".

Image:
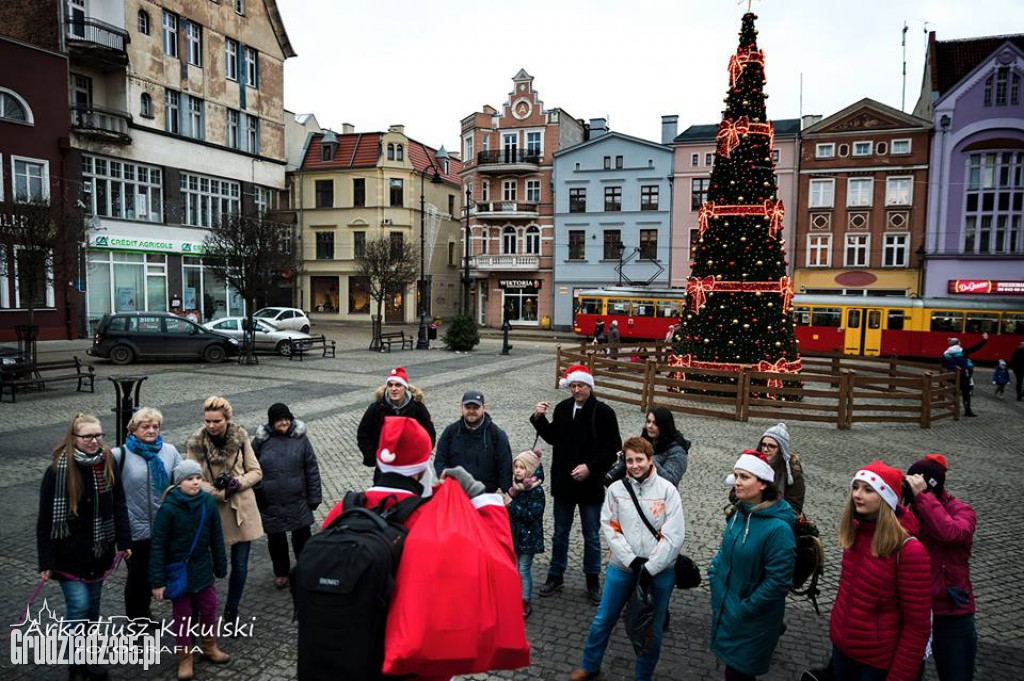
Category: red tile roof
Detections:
[
  {"x1": 300, "y1": 133, "x2": 463, "y2": 187},
  {"x1": 930, "y1": 33, "x2": 1024, "y2": 95},
  {"x1": 407, "y1": 139, "x2": 463, "y2": 185}
]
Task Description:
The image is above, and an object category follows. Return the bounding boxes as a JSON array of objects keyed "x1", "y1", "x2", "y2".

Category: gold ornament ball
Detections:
[
  {"x1": 767, "y1": 302, "x2": 774, "y2": 307},
  {"x1": 763, "y1": 181, "x2": 770, "y2": 187},
  {"x1": 742, "y1": 100, "x2": 749, "y2": 105},
  {"x1": 740, "y1": 236, "x2": 747, "y2": 242},
  {"x1": 754, "y1": 291, "x2": 762, "y2": 296},
  {"x1": 743, "y1": 324, "x2": 750, "y2": 329},
  {"x1": 774, "y1": 341, "x2": 782, "y2": 347},
  {"x1": 732, "y1": 318, "x2": 739, "y2": 324},
  {"x1": 728, "y1": 340, "x2": 734, "y2": 345},
  {"x1": 756, "y1": 260, "x2": 763, "y2": 265},
  {"x1": 703, "y1": 338, "x2": 711, "y2": 344}
]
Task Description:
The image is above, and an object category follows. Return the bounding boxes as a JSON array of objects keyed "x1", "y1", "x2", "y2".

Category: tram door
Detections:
[{"x1": 843, "y1": 307, "x2": 884, "y2": 356}]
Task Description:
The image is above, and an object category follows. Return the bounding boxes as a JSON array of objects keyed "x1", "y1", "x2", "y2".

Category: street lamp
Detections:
[
  {"x1": 617, "y1": 242, "x2": 626, "y2": 286},
  {"x1": 462, "y1": 186, "x2": 473, "y2": 316},
  {"x1": 417, "y1": 146, "x2": 446, "y2": 350}
]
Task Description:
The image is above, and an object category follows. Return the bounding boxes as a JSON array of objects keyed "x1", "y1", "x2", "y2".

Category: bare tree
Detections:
[
  {"x1": 202, "y1": 213, "x2": 297, "y2": 364},
  {"x1": 356, "y1": 235, "x2": 417, "y2": 346}
]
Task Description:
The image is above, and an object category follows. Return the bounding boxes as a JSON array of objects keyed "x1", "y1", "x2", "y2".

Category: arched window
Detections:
[
  {"x1": 525, "y1": 226, "x2": 540, "y2": 255},
  {"x1": 140, "y1": 93, "x2": 152, "y2": 118},
  {"x1": 387, "y1": 143, "x2": 395, "y2": 160},
  {"x1": 0, "y1": 88, "x2": 32, "y2": 124},
  {"x1": 396, "y1": 144, "x2": 404, "y2": 161},
  {"x1": 502, "y1": 226, "x2": 517, "y2": 254},
  {"x1": 137, "y1": 10, "x2": 150, "y2": 35}
]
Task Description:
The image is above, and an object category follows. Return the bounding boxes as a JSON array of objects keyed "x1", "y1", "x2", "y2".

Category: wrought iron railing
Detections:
[{"x1": 476, "y1": 150, "x2": 542, "y2": 165}]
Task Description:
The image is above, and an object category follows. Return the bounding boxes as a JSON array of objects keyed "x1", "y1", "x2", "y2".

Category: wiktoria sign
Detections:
[{"x1": 947, "y1": 279, "x2": 1024, "y2": 295}]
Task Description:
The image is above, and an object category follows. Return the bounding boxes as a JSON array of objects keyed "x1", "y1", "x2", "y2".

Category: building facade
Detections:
[
  {"x1": 794, "y1": 99, "x2": 931, "y2": 297},
  {"x1": 915, "y1": 33, "x2": 1024, "y2": 304},
  {"x1": 292, "y1": 125, "x2": 464, "y2": 325},
  {"x1": 669, "y1": 117, "x2": 801, "y2": 286},
  {"x1": 551, "y1": 120, "x2": 673, "y2": 330},
  {"x1": 459, "y1": 70, "x2": 585, "y2": 328}
]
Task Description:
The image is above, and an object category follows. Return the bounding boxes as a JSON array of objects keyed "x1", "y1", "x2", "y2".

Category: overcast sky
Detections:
[{"x1": 277, "y1": 0, "x2": 1024, "y2": 151}]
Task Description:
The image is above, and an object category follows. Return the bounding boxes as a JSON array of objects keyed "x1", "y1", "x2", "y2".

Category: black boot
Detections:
[
  {"x1": 586, "y1": 575, "x2": 601, "y2": 605},
  {"x1": 222, "y1": 608, "x2": 239, "y2": 637},
  {"x1": 538, "y1": 575, "x2": 563, "y2": 597}
]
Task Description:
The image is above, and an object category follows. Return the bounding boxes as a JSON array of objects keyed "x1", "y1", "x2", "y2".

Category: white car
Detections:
[
  {"x1": 203, "y1": 317, "x2": 312, "y2": 356},
  {"x1": 254, "y1": 307, "x2": 311, "y2": 333}
]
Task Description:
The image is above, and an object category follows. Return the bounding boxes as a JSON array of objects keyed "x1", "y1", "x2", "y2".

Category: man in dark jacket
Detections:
[
  {"x1": 357, "y1": 367, "x2": 436, "y2": 480},
  {"x1": 531, "y1": 363, "x2": 620, "y2": 605},
  {"x1": 434, "y1": 389, "x2": 512, "y2": 493},
  {"x1": 1011, "y1": 340, "x2": 1024, "y2": 401},
  {"x1": 941, "y1": 334, "x2": 988, "y2": 417}
]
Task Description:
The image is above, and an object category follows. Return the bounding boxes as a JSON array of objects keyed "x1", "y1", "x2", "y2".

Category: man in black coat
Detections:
[
  {"x1": 357, "y1": 367, "x2": 436, "y2": 481},
  {"x1": 434, "y1": 389, "x2": 512, "y2": 494},
  {"x1": 530, "y1": 363, "x2": 620, "y2": 605}
]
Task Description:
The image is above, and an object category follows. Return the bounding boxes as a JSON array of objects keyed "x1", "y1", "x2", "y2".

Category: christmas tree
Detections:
[{"x1": 672, "y1": 10, "x2": 801, "y2": 389}]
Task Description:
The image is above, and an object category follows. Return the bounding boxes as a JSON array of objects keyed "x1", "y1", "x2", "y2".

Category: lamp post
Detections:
[
  {"x1": 617, "y1": 242, "x2": 626, "y2": 286},
  {"x1": 417, "y1": 147, "x2": 447, "y2": 349},
  {"x1": 462, "y1": 186, "x2": 473, "y2": 317}
]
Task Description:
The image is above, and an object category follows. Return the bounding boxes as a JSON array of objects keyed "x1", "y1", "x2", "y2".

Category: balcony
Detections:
[
  {"x1": 71, "y1": 105, "x2": 132, "y2": 144},
  {"x1": 471, "y1": 255, "x2": 540, "y2": 271},
  {"x1": 473, "y1": 201, "x2": 539, "y2": 219},
  {"x1": 476, "y1": 149, "x2": 541, "y2": 173},
  {"x1": 66, "y1": 18, "x2": 129, "y2": 70}
]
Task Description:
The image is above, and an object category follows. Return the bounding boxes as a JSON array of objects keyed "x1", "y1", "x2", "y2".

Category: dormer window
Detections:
[
  {"x1": 321, "y1": 144, "x2": 333, "y2": 162},
  {"x1": 387, "y1": 143, "x2": 395, "y2": 161},
  {"x1": 985, "y1": 67, "x2": 1021, "y2": 107},
  {"x1": 396, "y1": 144, "x2": 404, "y2": 162}
]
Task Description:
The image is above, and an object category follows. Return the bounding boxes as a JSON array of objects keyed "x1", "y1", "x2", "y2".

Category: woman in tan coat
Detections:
[{"x1": 187, "y1": 396, "x2": 263, "y2": 624}]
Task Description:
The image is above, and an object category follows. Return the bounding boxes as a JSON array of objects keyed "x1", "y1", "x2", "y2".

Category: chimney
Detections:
[
  {"x1": 341, "y1": 122, "x2": 355, "y2": 134},
  {"x1": 661, "y1": 115, "x2": 678, "y2": 145},
  {"x1": 801, "y1": 114, "x2": 822, "y2": 130},
  {"x1": 388, "y1": 124, "x2": 405, "y2": 134},
  {"x1": 589, "y1": 118, "x2": 609, "y2": 138}
]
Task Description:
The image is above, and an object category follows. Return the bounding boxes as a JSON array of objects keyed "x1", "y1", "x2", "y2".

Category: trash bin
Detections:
[{"x1": 428, "y1": 325, "x2": 438, "y2": 340}]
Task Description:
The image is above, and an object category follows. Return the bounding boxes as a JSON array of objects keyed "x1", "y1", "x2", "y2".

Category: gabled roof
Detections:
[
  {"x1": 553, "y1": 130, "x2": 670, "y2": 157},
  {"x1": 802, "y1": 97, "x2": 931, "y2": 135},
  {"x1": 929, "y1": 33, "x2": 1024, "y2": 96},
  {"x1": 406, "y1": 139, "x2": 464, "y2": 185},
  {"x1": 264, "y1": 0, "x2": 297, "y2": 58},
  {"x1": 301, "y1": 133, "x2": 463, "y2": 186},
  {"x1": 673, "y1": 118, "x2": 800, "y2": 144}
]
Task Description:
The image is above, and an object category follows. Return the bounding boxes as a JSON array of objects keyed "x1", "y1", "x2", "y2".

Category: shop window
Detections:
[{"x1": 311, "y1": 276, "x2": 339, "y2": 313}]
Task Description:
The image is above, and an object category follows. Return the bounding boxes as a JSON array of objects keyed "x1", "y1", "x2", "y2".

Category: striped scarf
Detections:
[{"x1": 52, "y1": 450, "x2": 116, "y2": 557}]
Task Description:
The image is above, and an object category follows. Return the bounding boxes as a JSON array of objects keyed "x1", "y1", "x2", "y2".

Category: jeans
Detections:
[
  {"x1": 171, "y1": 585, "x2": 218, "y2": 648},
  {"x1": 124, "y1": 538, "x2": 153, "y2": 621},
  {"x1": 517, "y1": 553, "x2": 535, "y2": 601},
  {"x1": 61, "y1": 579, "x2": 104, "y2": 660},
  {"x1": 724, "y1": 667, "x2": 757, "y2": 681},
  {"x1": 267, "y1": 526, "x2": 312, "y2": 578},
  {"x1": 225, "y1": 541, "x2": 251, "y2": 613},
  {"x1": 832, "y1": 645, "x2": 888, "y2": 681},
  {"x1": 549, "y1": 496, "x2": 602, "y2": 578},
  {"x1": 580, "y1": 564, "x2": 674, "y2": 681},
  {"x1": 932, "y1": 613, "x2": 977, "y2": 681}
]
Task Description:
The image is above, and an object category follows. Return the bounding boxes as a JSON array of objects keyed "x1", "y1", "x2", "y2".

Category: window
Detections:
[
  {"x1": 691, "y1": 153, "x2": 699, "y2": 166},
  {"x1": 13, "y1": 247, "x2": 53, "y2": 308},
  {"x1": 615, "y1": 155, "x2": 624, "y2": 169},
  {"x1": 525, "y1": 226, "x2": 540, "y2": 254},
  {"x1": 526, "y1": 131, "x2": 542, "y2": 158},
  {"x1": 985, "y1": 68, "x2": 1021, "y2": 107},
  {"x1": 186, "y1": 22, "x2": 202, "y2": 66},
  {"x1": 815, "y1": 143, "x2": 835, "y2": 159},
  {"x1": 180, "y1": 173, "x2": 239, "y2": 227},
  {"x1": 447, "y1": 241, "x2": 456, "y2": 266},
  {"x1": 389, "y1": 178, "x2": 403, "y2": 206},
  {"x1": 387, "y1": 143, "x2": 395, "y2": 161},
  {"x1": 502, "y1": 180, "x2": 517, "y2": 202},
  {"x1": 810, "y1": 308, "x2": 842, "y2": 327},
  {"x1": 462, "y1": 134, "x2": 473, "y2": 163},
  {"x1": 245, "y1": 114, "x2": 259, "y2": 154},
  {"x1": 809, "y1": 178, "x2": 835, "y2": 208},
  {"x1": 396, "y1": 144, "x2": 403, "y2": 161},
  {"x1": 844, "y1": 233, "x2": 870, "y2": 267},
  {"x1": 963, "y1": 151, "x2": 1023, "y2": 254},
  {"x1": 640, "y1": 185, "x2": 659, "y2": 211},
  {"x1": 887, "y1": 310, "x2": 905, "y2": 330},
  {"x1": 227, "y1": 110, "x2": 239, "y2": 148},
  {"x1": 0, "y1": 89, "x2": 31, "y2": 123},
  {"x1": 502, "y1": 226, "x2": 517, "y2": 254},
  {"x1": 639, "y1": 229, "x2": 658, "y2": 260},
  {"x1": 965, "y1": 314, "x2": 999, "y2": 334},
  {"x1": 569, "y1": 188, "x2": 586, "y2": 213},
  {"x1": 164, "y1": 89, "x2": 179, "y2": 134},
  {"x1": 234, "y1": 0, "x2": 245, "y2": 15},
  {"x1": 162, "y1": 11, "x2": 177, "y2": 57},
  {"x1": 11, "y1": 157, "x2": 48, "y2": 202},
  {"x1": 883, "y1": 233, "x2": 909, "y2": 267},
  {"x1": 353, "y1": 178, "x2": 365, "y2": 207},
  {"x1": 255, "y1": 186, "x2": 272, "y2": 215},
  {"x1": 82, "y1": 155, "x2": 162, "y2": 221},
  {"x1": 140, "y1": 93, "x2": 152, "y2": 118},
  {"x1": 480, "y1": 181, "x2": 489, "y2": 202},
  {"x1": 604, "y1": 186, "x2": 622, "y2": 211},
  {"x1": 603, "y1": 230, "x2": 622, "y2": 260},
  {"x1": 225, "y1": 39, "x2": 238, "y2": 81},
  {"x1": 320, "y1": 141, "x2": 333, "y2": 162},
  {"x1": 526, "y1": 179, "x2": 541, "y2": 203},
  {"x1": 603, "y1": 156, "x2": 611, "y2": 170},
  {"x1": 315, "y1": 180, "x2": 333, "y2": 208},
  {"x1": 479, "y1": 228, "x2": 488, "y2": 254},
  {"x1": 704, "y1": 152, "x2": 713, "y2": 166},
  {"x1": 852, "y1": 141, "x2": 872, "y2": 157},
  {"x1": 344, "y1": 231, "x2": 363, "y2": 260},
  {"x1": 1002, "y1": 313, "x2": 1024, "y2": 335},
  {"x1": 847, "y1": 177, "x2": 873, "y2": 207},
  {"x1": 691, "y1": 178, "x2": 710, "y2": 210},
  {"x1": 568, "y1": 230, "x2": 586, "y2": 260},
  {"x1": 885, "y1": 177, "x2": 913, "y2": 206},
  {"x1": 876, "y1": 141, "x2": 888, "y2": 155},
  {"x1": 805, "y1": 234, "x2": 832, "y2": 267},
  {"x1": 138, "y1": 10, "x2": 149, "y2": 34},
  {"x1": 891, "y1": 139, "x2": 911, "y2": 155},
  {"x1": 315, "y1": 232, "x2": 334, "y2": 260},
  {"x1": 772, "y1": 149, "x2": 780, "y2": 164},
  {"x1": 930, "y1": 311, "x2": 963, "y2": 333},
  {"x1": 244, "y1": 47, "x2": 259, "y2": 88},
  {"x1": 389, "y1": 232, "x2": 403, "y2": 258},
  {"x1": 448, "y1": 195, "x2": 454, "y2": 216},
  {"x1": 187, "y1": 97, "x2": 203, "y2": 140}
]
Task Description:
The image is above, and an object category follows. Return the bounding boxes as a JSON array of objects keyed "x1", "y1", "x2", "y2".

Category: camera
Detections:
[
  {"x1": 603, "y1": 451, "x2": 626, "y2": 487},
  {"x1": 214, "y1": 472, "x2": 233, "y2": 490}
]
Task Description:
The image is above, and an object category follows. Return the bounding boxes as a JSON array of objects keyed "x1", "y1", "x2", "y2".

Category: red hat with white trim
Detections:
[
  {"x1": 559, "y1": 363, "x2": 595, "y2": 389},
  {"x1": 377, "y1": 416, "x2": 433, "y2": 476},
  {"x1": 385, "y1": 366, "x2": 410, "y2": 388},
  {"x1": 726, "y1": 449, "x2": 775, "y2": 486},
  {"x1": 851, "y1": 460, "x2": 903, "y2": 511}
]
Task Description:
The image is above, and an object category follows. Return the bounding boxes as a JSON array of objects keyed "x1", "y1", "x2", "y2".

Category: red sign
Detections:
[{"x1": 948, "y1": 279, "x2": 1024, "y2": 295}]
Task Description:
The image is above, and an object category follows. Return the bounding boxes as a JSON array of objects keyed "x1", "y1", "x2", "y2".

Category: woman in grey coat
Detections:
[
  {"x1": 112, "y1": 407, "x2": 182, "y2": 621},
  {"x1": 251, "y1": 403, "x2": 322, "y2": 588}
]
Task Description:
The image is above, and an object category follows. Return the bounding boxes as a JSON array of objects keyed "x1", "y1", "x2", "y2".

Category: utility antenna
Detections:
[
  {"x1": 799, "y1": 72, "x2": 803, "y2": 120},
  {"x1": 901, "y1": 21, "x2": 909, "y2": 112}
]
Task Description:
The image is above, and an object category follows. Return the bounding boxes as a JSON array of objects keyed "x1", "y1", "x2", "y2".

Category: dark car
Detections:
[{"x1": 89, "y1": 312, "x2": 239, "y2": 365}]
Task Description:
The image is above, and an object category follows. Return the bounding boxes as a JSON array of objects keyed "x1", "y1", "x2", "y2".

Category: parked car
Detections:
[
  {"x1": 254, "y1": 307, "x2": 311, "y2": 333},
  {"x1": 203, "y1": 317, "x2": 313, "y2": 356},
  {"x1": 89, "y1": 312, "x2": 239, "y2": 365}
]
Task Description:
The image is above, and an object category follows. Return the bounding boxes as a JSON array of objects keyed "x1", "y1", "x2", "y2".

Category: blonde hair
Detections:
[
  {"x1": 838, "y1": 492, "x2": 908, "y2": 558},
  {"x1": 127, "y1": 406, "x2": 164, "y2": 433},
  {"x1": 51, "y1": 412, "x2": 114, "y2": 515},
  {"x1": 203, "y1": 396, "x2": 233, "y2": 421}
]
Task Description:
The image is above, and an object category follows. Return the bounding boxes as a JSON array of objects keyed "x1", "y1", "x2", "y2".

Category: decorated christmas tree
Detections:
[{"x1": 672, "y1": 10, "x2": 801, "y2": 389}]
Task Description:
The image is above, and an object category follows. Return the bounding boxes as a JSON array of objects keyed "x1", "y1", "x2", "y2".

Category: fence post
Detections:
[
  {"x1": 836, "y1": 370, "x2": 851, "y2": 429},
  {"x1": 953, "y1": 369, "x2": 961, "y2": 421},
  {"x1": 735, "y1": 367, "x2": 750, "y2": 422},
  {"x1": 920, "y1": 371, "x2": 933, "y2": 428},
  {"x1": 888, "y1": 357, "x2": 897, "y2": 391},
  {"x1": 555, "y1": 345, "x2": 562, "y2": 390},
  {"x1": 587, "y1": 350, "x2": 596, "y2": 376},
  {"x1": 641, "y1": 357, "x2": 655, "y2": 412}
]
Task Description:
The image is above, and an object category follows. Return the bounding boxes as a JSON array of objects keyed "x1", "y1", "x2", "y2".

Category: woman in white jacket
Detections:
[{"x1": 569, "y1": 436, "x2": 685, "y2": 681}]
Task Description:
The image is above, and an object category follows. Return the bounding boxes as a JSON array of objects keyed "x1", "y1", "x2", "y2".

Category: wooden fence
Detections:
[{"x1": 556, "y1": 342, "x2": 959, "y2": 429}]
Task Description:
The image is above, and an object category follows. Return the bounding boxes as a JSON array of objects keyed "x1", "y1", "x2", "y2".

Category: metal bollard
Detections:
[
  {"x1": 501, "y1": 319, "x2": 513, "y2": 356},
  {"x1": 108, "y1": 375, "x2": 147, "y2": 447}
]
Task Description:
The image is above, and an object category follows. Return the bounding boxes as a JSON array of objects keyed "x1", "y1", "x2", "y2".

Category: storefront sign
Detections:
[
  {"x1": 499, "y1": 278, "x2": 542, "y2": 290},
  {"x1": 90, "y1": 234, "x2": 206, "y2": 254},
  {"x1": 947, "y1": 279, "x2": 1024, "y2": 295}
]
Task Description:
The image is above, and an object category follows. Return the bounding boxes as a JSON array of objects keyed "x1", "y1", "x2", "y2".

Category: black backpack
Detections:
[
  {"x1": 293, "y1": 492, "x2": 424, "y2": 681},
  {"x1": 790, "y1": 515, "x2": 825, "y2": 614}
]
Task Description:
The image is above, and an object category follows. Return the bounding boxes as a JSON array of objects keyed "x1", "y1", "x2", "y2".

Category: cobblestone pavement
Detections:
[{"x1": 1, "y1": 327, "x2": 1022, "y2": 680}]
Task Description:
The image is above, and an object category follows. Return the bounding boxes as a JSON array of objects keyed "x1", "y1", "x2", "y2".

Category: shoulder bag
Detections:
[
  {"x1": 622, "y1": 479, "x2": 700, "y2": 590},
  {"x1": 164, "y1": 502, "x2": 207, "y2": 600}
]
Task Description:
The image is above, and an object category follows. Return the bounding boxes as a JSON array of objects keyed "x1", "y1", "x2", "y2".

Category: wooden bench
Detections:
[
  {"x1": 288, "y1": 335, "x2": 336, "y2": 361},
  {"x1": 0, "y1": 357, "x2": 96, "y2": 403},
  {"x1": 378, "y1": 331, "x2": 414, "y2": 353}
]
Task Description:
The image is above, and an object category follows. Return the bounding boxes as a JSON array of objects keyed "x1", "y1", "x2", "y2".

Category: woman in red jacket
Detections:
[
  {"x1": 906, "y1": 454, "x2": 977, "y2": 681},
  {"x1": 830, "y1": 461, "x2": 931, "y2": 681}
]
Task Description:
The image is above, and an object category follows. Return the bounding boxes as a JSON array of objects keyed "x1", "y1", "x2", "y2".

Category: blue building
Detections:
[{"x1": 551, "y1": 119, "x2": 674, "y2": 330}]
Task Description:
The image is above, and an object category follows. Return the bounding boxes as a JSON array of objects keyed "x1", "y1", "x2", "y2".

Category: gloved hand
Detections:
[
  {"x1": 224, "y1": 477, "x2": 242, "y2": 498},
  {"x1": 441, "y1": 466, "x2": 486, "y2": 498},
  {"x1": 629, "y1": 556, "x2": 648, "y2": 574},
  {"x1": 638, "y1": 567, "x2": 653, "y2": 590}
]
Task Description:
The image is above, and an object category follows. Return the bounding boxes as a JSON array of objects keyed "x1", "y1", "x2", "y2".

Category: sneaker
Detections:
[
  {"x1": 586, "y1": 576, "x2": 601, "y2": 605},
  {"x1": 522, "y1": 599, "x2": 533, "y2": 619},
  {"x1": 539, "y1": 576, "x2": 563, "y2": 597},
  {"x1": 568, "y1": 669, "x2": 603, "y2": 681}
]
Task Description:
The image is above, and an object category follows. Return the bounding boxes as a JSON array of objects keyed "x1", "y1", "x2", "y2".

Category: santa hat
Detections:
[
  {"x1": 725, "y1": 449, "x2": 775, "y2": 487},
  {"x1": 559, "y1": 363, "x2": 595, "y2": 389},
  {"x1": 376, "y1": 416, "x2": 433, "y2": 476},
  {"x1": 851, "y1": 460, "x2": 903, "y2": 511},
  {"x1": 907, "y1": 453, "x2": 949, "y2": 495},
  {"x1": 385, "y1": 366, "x2": 410, "y2": 388}
]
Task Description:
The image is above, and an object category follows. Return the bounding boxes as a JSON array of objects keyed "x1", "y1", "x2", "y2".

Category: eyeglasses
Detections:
[
  {"x1": 761, "y1": 443, "x2": 779, "y2": 450},
  {"x1": 74, "y1": 433, "x2": 104, "y2": 442}
]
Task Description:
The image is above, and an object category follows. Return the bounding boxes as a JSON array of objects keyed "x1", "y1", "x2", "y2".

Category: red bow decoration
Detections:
[
  {"x1": 666, "y1": 353, "x2": 692, "y2": 389},
  {"x1": 728, "y1": 48, "x2": 765, "y2": 89},
  {"x1": 756, "y1": 357, "x2": 790, "y2": 393},
  {"x1": 716, "y1": 116, "x2": 750, "y2": 158},
  {"x1": 686, "y1": 276, "x2": 716, "y2": 314},
  {"x1": 779, "y1": 276, "x2": 794, "y2": 313},
  {"x1": 697, "y1": 202, "x2": 715, "y2": 238},
  {"x1": 764, "y1": 199, "x2": 785, "y2": 238}
]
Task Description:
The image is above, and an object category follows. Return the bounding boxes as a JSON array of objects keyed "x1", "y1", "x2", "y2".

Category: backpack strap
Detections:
[{"x1": 380, "y1": 494, "x2": 427, "y2": 525}]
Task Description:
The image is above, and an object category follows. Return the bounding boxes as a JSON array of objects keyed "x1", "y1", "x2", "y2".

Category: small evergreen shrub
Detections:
[{"x1": 442, "y1": 314, "x2": 480, "y2": 351}]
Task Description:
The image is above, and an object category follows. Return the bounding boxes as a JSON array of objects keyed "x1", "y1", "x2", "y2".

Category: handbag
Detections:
[
  {"x1": 623, "y1": 478, "x2": 701, "y2": 590},
  {"x1": 164, "y1": 503, "x2": 206, "y2": 600}
]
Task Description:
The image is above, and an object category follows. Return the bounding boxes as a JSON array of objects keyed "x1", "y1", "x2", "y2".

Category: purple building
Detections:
[{"x1": 915, "y1": 33, "x2": 1024, "y2": 301}]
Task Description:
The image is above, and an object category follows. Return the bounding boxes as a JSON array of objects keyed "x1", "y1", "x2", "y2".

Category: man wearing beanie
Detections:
[
  {"x1": 434, "y1": 390, "x2": 512, "y2": 493},
  {"x1": 357, "y1": 367, "x2": 436, "y2": 482},
  {"x1": 906, "y1": 454, "x2": 978, "y2": 680}
]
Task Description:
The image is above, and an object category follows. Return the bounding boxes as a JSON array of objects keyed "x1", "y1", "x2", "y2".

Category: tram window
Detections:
[
  {"x1": 847, "y1": 309, "x2": 862, "y2": 328},
  {"x1": 792, "y1": 307, "x2": 811, "y2": 326},
  {"x1": 930, "y1": 311, "x2": 964, "y2": 332},
  {"x1": 867, "y1": 310, "x2": 881, "y2": 329},
  {"x1": 810, "y1": 307, "x2": 842, "y2": 327},
  {"x1": 658, "y1": 301, "x2": 682, "y2": 318},
  {"x1": 965, "y1": 314, "x2": 999, "y2": 334},
  {"x1": 887, "y1": 310, "x2": 905, "y2": 330},
  {"x1": 632, "y1": 301, "x2": 656, "y2": 317},
  {"x1": 1002, "y1": 313, "x2": 1024, "y2": 335},
  {"x1": 608, "y1": 300, "x2": 630, "y2": 315},
  {"x1": 579, "y1": 298, "x2": 603, "y2": 315}
]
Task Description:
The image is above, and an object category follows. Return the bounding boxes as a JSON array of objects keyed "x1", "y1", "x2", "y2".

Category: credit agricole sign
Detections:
[{"x1": 90, "y1": 234, "x2": 206, "y2": 254}]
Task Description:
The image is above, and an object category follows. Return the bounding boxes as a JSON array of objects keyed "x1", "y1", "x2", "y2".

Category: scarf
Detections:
[
  {"x1": 508, "y1": 472, "x2": 541, "y2": 498},
  {"x1": 52, "y1": 450, "x2": 116, "y2": 557},
  {"x1": 125, "y1": 434, "x2": 169, "y2": 495}
]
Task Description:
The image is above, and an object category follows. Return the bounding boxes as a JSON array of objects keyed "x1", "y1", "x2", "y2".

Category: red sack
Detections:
[{"x1": 382, "y1": 479, "x2": 530, "y2": 676}]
